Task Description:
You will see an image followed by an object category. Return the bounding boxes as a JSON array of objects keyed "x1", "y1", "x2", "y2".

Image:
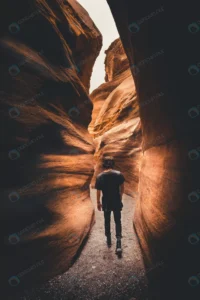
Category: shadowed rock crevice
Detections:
[{"x1": 2, "y1": 1, "x2": 199, "y2": 300}]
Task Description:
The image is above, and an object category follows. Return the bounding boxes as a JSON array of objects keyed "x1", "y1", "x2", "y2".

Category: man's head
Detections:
[{"x1": 102, "y1": 156, "x2": 115, "y2": 169}]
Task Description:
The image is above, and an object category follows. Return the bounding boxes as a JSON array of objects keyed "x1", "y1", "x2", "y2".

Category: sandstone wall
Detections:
[
  {"x1": 107, "y1": 1, "x2": 200, "y2": 298},
  {"x1": 89, "y1": 38, "x2": 142, "y2": 197},
  {"x1": 0, "y1": 0, "x2": 102, "y2": 293}
]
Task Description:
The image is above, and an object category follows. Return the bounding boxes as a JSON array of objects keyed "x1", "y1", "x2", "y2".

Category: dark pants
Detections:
[{"x1": 104, "y1": 210, "x2": 122, "y2": 238}]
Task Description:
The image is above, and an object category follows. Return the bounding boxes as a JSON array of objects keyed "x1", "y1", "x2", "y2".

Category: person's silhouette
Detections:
[{"x1": 95, "y1": 156, "x2": 125, "y2": 254}]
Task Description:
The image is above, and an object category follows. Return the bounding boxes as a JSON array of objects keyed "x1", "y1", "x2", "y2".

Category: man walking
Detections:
[{"x1": 95, "y1": 156, "x2": 125, "y2": 254}]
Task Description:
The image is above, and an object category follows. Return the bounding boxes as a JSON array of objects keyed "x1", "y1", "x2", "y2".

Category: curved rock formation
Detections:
[
  {"x1": 0, "y1": 0, "x2": 102, "y2": 295},
  {"x1": 107, "y1": 1, "x2": 200, "y2": 299},
  {"x1": 89, "y1": 38, "x2": 142, "y2": 197}
]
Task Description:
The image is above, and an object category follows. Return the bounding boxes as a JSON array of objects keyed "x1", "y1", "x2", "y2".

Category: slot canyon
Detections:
[{"x1": 0, "y1": 1, "x2": 199, "y2": 300}]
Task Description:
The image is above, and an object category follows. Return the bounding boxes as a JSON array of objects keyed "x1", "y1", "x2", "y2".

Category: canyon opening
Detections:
[{"x1": 0, "y1": 1, "x2": 199, "y2": 300}]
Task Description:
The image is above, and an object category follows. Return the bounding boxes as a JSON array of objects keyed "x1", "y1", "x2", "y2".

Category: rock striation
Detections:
[
  {"x1": 89, "y1": 38, "x2": 142, "y2": 197},
  {"x1": 107, "y1": 1, "x2": 200, "y2": 298},
  {"x1": 0, "y1": 0, "x2": 101, "y2": 293}
]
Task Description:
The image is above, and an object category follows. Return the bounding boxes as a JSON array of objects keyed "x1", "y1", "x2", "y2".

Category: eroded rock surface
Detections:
[
  {"x1": 0, "y1": 0, "x2": 102, "y2": 295},
  {"x1": 107, "y1": 1, "x2": 200, "y2": 299},
  {"x1": 89, "y1": 38, "x2": 142, "y2": 197}
]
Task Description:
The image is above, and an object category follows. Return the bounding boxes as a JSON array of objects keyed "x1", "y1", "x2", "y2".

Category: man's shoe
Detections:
[
  {"x1": 115, "y1": 237, "x2": 122, "y2": 254},
  {"x1": 106, "y1": 234, "x2": 111, "y2": 247}
]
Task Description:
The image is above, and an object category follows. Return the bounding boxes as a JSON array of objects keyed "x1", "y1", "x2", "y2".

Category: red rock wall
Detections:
[
  {"x1": 107, "y1": 0, "x2": 200, "y2": 300},
  {"x1": 0, "y1": 0, "x2": 102, "y2": 292},
  {"x1": 107, "y1": 1, "x2": 200, "y2": 297},
  {"x1": 89, "y1": 38, "x2": 142, "y2": 197}
]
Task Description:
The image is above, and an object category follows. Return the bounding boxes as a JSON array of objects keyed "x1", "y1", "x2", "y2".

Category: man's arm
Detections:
[
  {"x1": 97, "y1": 189, "x2": 101, "y2": 202},
  {"x1": 95, "y1": 176, "x2": 102, "y2": 211},
  {"x1": 120, "y1": 183, "x2": 124, "y2": 200},
  {"x1": 96, "y1": 190, "x2": 102, "y2": 211},
  {"x1": 119, "y1": 173, "x2": 125, "y2": 201}
]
